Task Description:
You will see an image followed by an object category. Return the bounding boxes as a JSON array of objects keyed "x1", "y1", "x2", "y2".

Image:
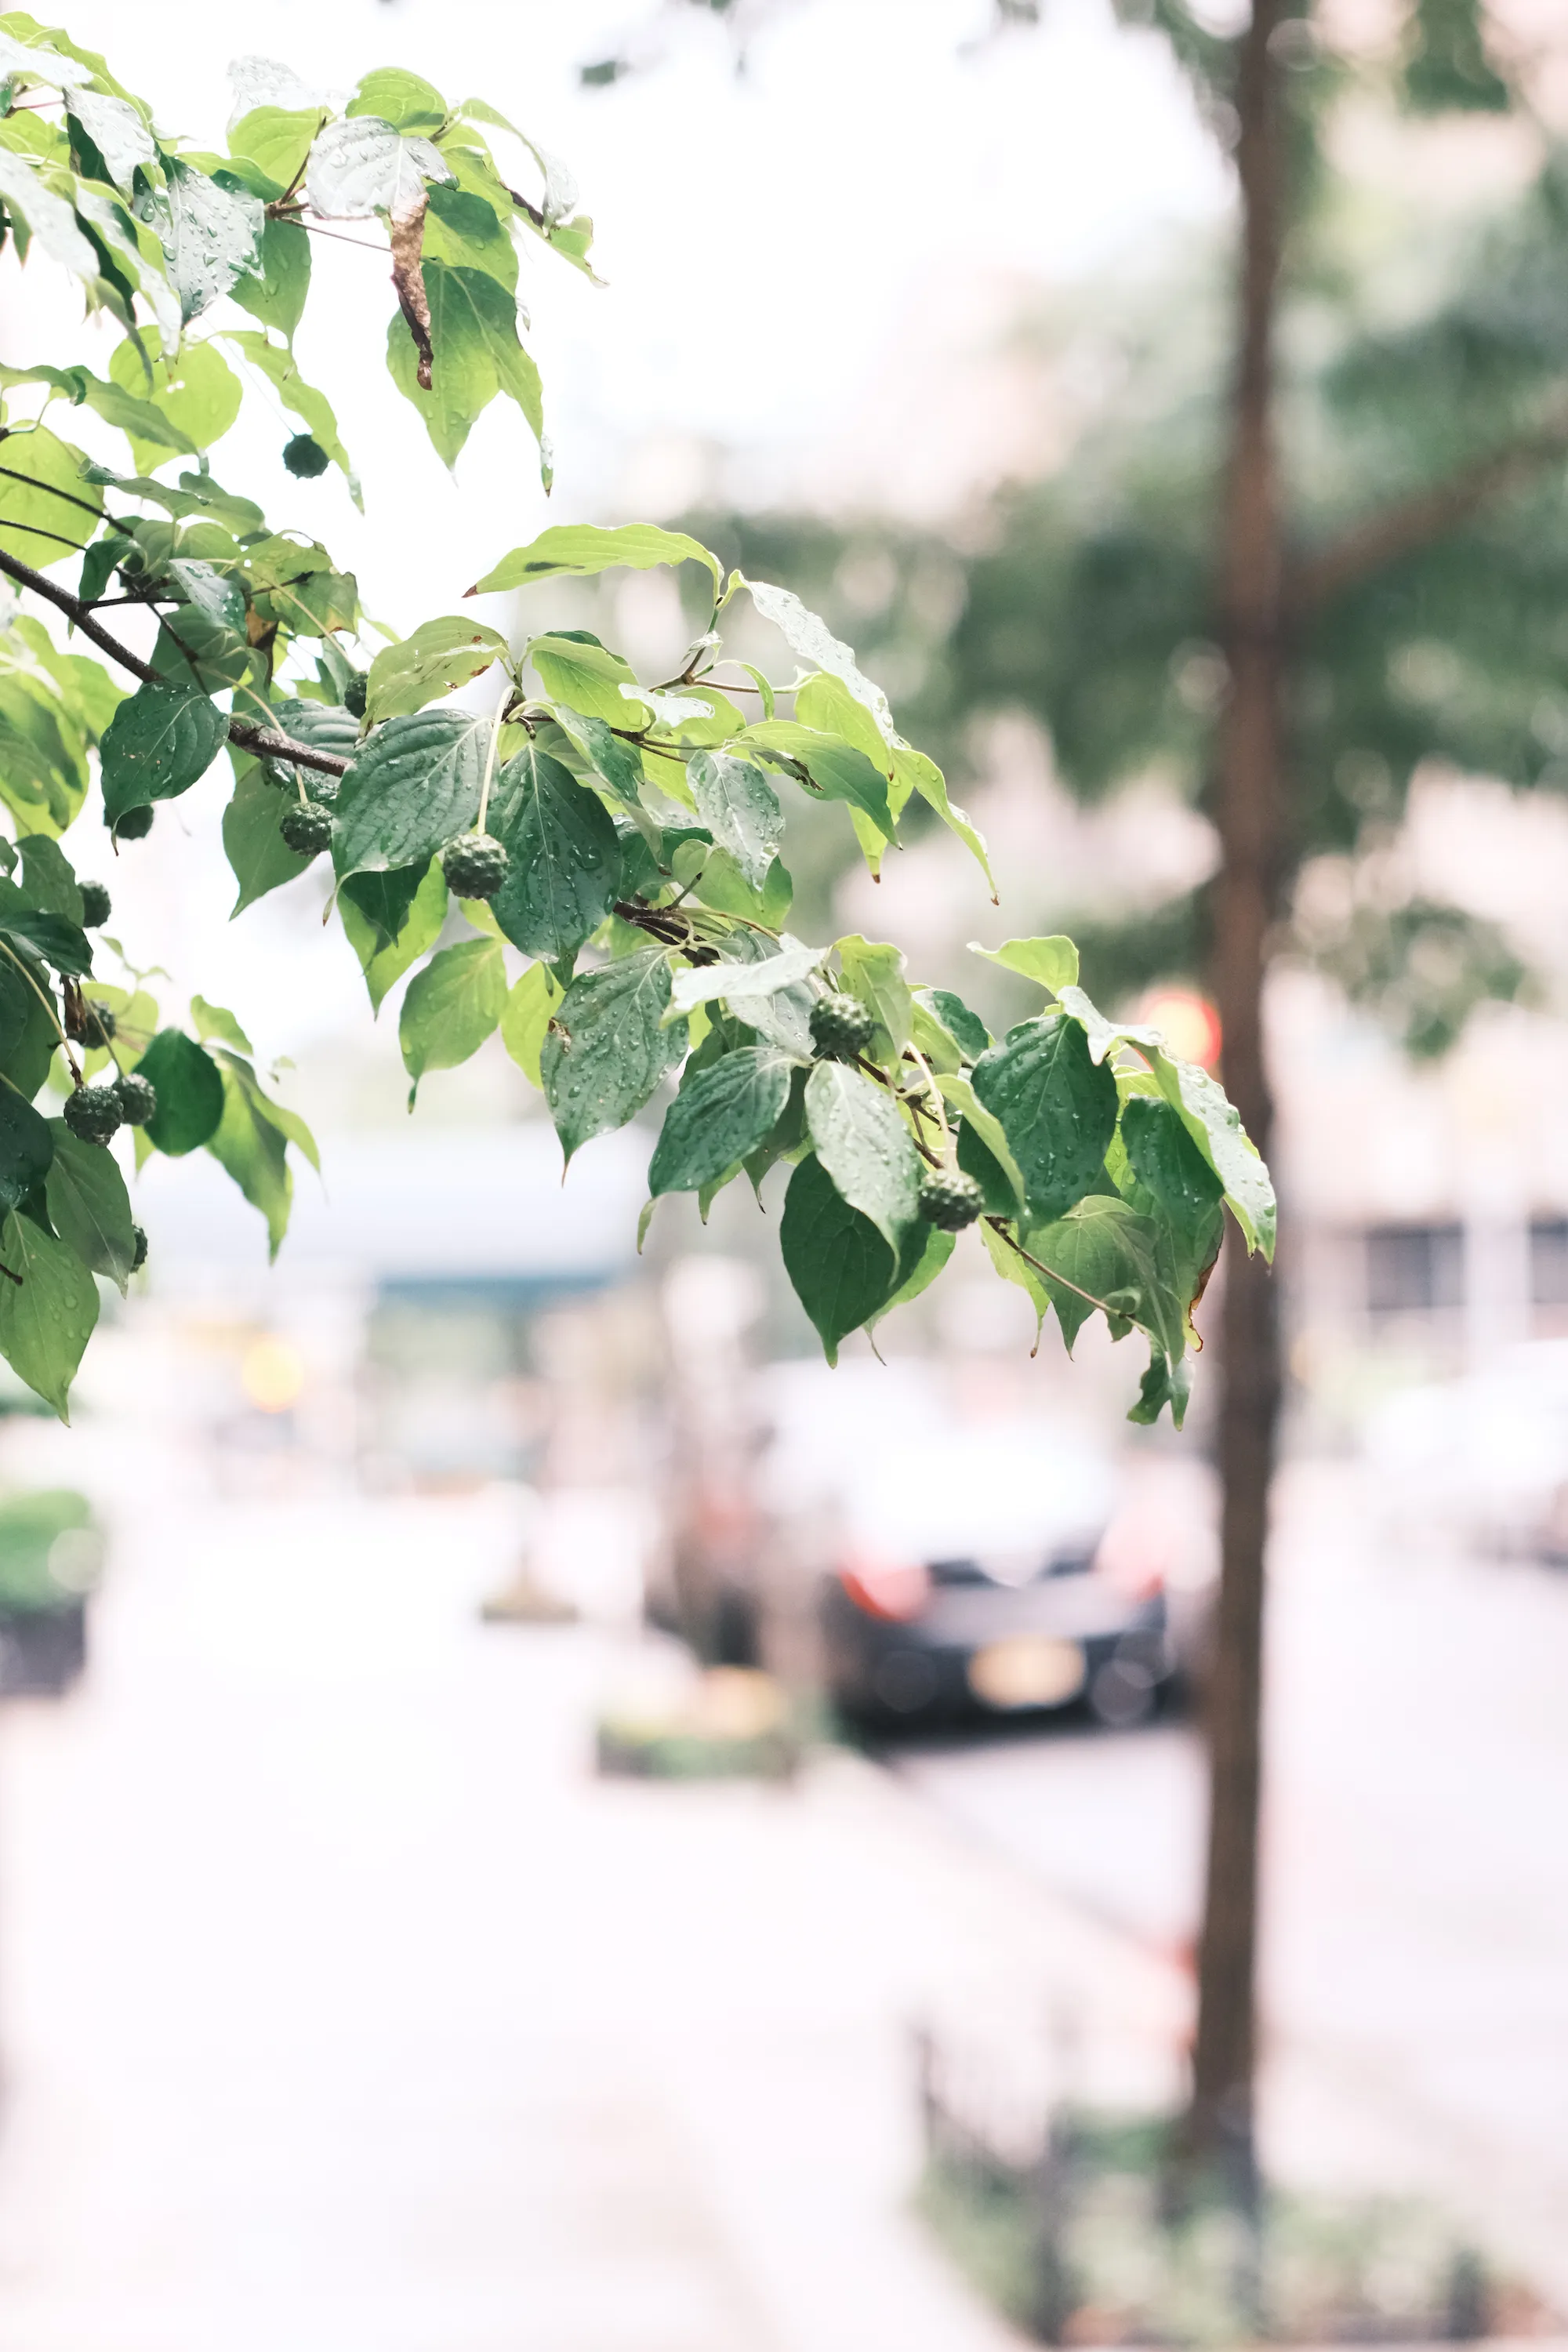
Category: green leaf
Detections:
[
  {"x1": 737, "y1": 720, "x2": 896, "y2": 840},
  {"x1": 307, "y1": 113, "x2": 452, "y2": 220},
  {"x1": 0, "y1": 423, "x2": 102, "y2": 567},
  {"x1": 230, "y1": 215, "x2": 310, "y2": 341},
  {"x1": 228, "y1": 105, "x2": 322, "y2": 195},
  {"x1": 980, "y1": 1216, "x2": 1051, "y2": 1344},
  {"x1": 339, "y1": 857, "x2": 448, "y2": 1014},
  {"x1": 1054, "y1": 984, "x2": 1276, "y2": 1258},
  {"x1": 100, "y1": 682, "x2": 227, "y2": 821},
  {"x1": 0, "y1": 957, "x2": 60, "y2": 1099},
  {"x1": 649, "y1": 1044, "x2": 793, "y2": 1198},
  {"x1": 488, "y1": 741, "x2": 621, "y2": 961},
  {"x1": 1025, "y1": 1192, "x2": 1186, "y2": 1367},
  {"x1": 741, "y1": 576, "x2": 897, "y2": 742},
  {"x1": 398, "y1": 937, "x2": 506, "y2": 1098},
  {"x1": 687, "y1": 750, "x2": 781, "y2": 889},
  {"x1": 1120, "y1": 1094, "x2": 1225, "y2": 1225},
  {"x1": 873, "y1": 1222, "x2": 956, "y2": 1326},
  {"x1": 0, "y1": 671, "x2": 88, "y2": 832},
  {"x1": 365, "y1": 616, "x2": 507, "y2": 724},
  {"x1": 347, "y1": 68, "x2": 448, "y2": 133},
  {"x1": 332, "y1": 708, "x2": 489, "y2": 878},
  {"x1": 528, "y1": 633, "x2": 648, "y2": 728},
  {"x1": 835, "y1": 934, "x2": 913, "y2": 1059},
  {"x1": 385, "y1": 260, "x2": 544, "y2": 474},
  {"x1": 190, "y1": 995, "x2": 253, "y2": 1054},
  {"x1": 136, "y1": 155, "x2": 263, "y2": 322},
  {"x1": 0, "y1": 1086, "x2": 53, "y2": 1211},
  {"x1": 223, "y1": 759, "x2": 312, "y2": 913},
  {"x1": 422, "y1": 180, "x2": 516, "y2": 291},
  {"x1": 939, "y1": 1072, "x2": 1028, "y2": 1218},
  {"x1": 44, "y1": 1120, "x2": 135, "y2": 1290},
  {"x1": 540, "y1": 946, "x2": 683, "y2": 1162},
  {"x1": 471, "y1": 523, "x2": 722, "y2": 598},
  {"x1": 0, "y1": 1207, "x2": 97, "y2": 1421},
  {"x1": 0, "y1": 885, "x2": 90, "y2": 973},
  {"x1": 16, "y1": 835, "x2": 82, "y2": 924},
  {"x1": 970, "y1": 1014, "x2": 1119, "y2": 1225},
  {"x1": 779, "y1": 1150, "x2": 896, "y2": 1367},
  {"x1": 893, "y1": 745, "x2": 994, "y2": 896},
  {"x1": 205, "y1": 1061, "x2": 292, "y2": 1258},
  {"x1": 803, "y1": 1061, "x2": 921, "y2": 1253},
  {"x1": 970, "y1": 935, "x2": 1080, "y2": 994},
  {"x1": 1128, "y1": 1351, "x2": 1193, "y2": 1432},
  {"x1": 105, "y1": 334, "x2": 243, "y2": 466},
  {"x1": 499, "y1": 959, "x2": 564, "y2": 1088},
  {"x1": 0, "y1": 149, "x2": 98, "y2": 287},
  {"x1": 135, "y1": 1030, "x2": 224, "y2": 1156},
  {"x1": 912, "y1": 986, "x2": 989, "y2": 1073}
]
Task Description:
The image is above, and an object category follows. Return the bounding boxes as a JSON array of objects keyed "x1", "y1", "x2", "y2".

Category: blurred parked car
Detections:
[
  {"x1": 0, "y1": 1490, "x2": 103, "y2": 1697},
  {"x1": 816, "y1": 1421, "x2": 1185, "y2": 1731}
]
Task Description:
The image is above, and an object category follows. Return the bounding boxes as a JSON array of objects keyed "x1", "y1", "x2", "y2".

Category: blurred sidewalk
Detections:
[{"x1": 0, "y1": 1491, "x2": 1184, "y2": 2352}]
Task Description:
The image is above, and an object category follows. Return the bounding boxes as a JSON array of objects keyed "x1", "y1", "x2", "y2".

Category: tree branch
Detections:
[
  {"x1": 1291, "y1": 408, "x2": 1568, "y2": 613},
  {"x1": 0, "y1": 547, "x2": 351, "y2": 777}
]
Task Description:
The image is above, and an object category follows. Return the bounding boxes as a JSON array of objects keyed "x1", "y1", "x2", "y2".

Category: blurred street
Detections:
[
  {"x1": 0, "y1": 1467, "x2": 1561, "y2": 2339},
  {"x1": 0, "y1": 1482, "x2": 1185, "y2": 2352},
  {"x1": 893, "y1": 1461, "x2": 1568, "y2": 2306}
]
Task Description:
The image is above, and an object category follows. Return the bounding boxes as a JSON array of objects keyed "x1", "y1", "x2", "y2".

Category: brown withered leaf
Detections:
[{"x1": 390, "y1": 197, "x2": 434, "y2": 391}]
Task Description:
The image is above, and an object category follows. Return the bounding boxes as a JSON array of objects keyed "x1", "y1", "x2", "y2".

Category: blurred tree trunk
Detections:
[{"x1": 1185, "y1": 0, "x2": 1287, "y2": 2187}]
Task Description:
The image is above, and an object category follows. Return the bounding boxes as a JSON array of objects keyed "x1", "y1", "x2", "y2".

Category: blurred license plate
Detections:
[{"x1": 967, "y1": 1636, "x2": 1085, "y2": 1710}]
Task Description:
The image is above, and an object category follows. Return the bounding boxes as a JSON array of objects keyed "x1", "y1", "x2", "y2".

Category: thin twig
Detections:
[
  {"x1": 0, "y1": 548, "x2": 351, "y2": 777},
  {"x1": 989, "y1": 1217, "x2": 1120, "y2": 1318}
]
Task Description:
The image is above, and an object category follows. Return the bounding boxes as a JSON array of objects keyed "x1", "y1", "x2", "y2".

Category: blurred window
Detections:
[
  {"x1": 1530, "y1": 1219, "x2": 1568, "y2": 1306},
  {"x1": 1366, "y1": 1224, "x2": 1463, "y2": 1315}
]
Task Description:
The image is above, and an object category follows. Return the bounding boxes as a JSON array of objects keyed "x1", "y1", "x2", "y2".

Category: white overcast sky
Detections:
[{"x1": 0, "y1": 0, "x2": 1229, "y2": 1073}]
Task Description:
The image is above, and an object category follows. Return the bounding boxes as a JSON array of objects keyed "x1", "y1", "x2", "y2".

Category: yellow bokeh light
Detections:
[{"x1": 240, "y1": 1336, "x2": 305, "y2": 1414}]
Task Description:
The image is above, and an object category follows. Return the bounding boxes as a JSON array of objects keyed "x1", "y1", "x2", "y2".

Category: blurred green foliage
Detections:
[{"x1": 680, "y1": 0, "x2": 1566, "y2": 1057}]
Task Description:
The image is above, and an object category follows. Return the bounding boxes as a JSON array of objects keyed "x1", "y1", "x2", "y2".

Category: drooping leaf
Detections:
[
  {"x1": 0, "y1": 885, "x2": 91, "y2": 974},
  {"x1": 779, "y1": 1149, "x2": 897, "y2": 1367},
  {"x1": 540, "y1": 946, "x2": 682, "y2": 1163},
  {"x1": 499, "y1": 959, "x2": 564, "y2": 1088},
  {"x1": 1025, "y1": 1192, "x2": 1187, "y2": 1368},
  {"x1": 470, "y1": 522, "x2": 723, "y2": 598},
  {"x1": 134, "y1": 1030, "x2": 224, "y2": 1156},
  {"x1": 970, "y1": 1014, "x2": 1119, "y2": 1226},
  {"x1": 100, "y1": 681, "x2": 227, "y2": 821},
  {"x1": 0, "y1": 150, "x2": 99, "y2": 285},
  {"x1": 136, "y1": 157, "x2": 263, "y2": 323},
  {"x1": 649, "y1": 1044, "x2": 793, "y2": 1198},
  {"x1": 971, "y1": 935, "x2": 1080, "y2": 994},
  {"x1": 44, "y1": 1120, "x2": 136, "y2": 1290},
  {"x1": 737, "y1": 720, "x2": 897, "y2": 840},
  {"x1": 0, "y1": 1207, "x2": 98, "y2": 1421},
  {"x1": 939, "y1": 1073, "x2": 1027, "y2": 1218},
  {"x1": 230, "y1": 215, "x2": 310, "y2": 340},
  {"x1": 687, "y1": 750, "x2": 781, "y2": 890},
  {"x1": 384, "y1": 260, "x2": 544, "y2": 474},
  {"x1": 339, "y1": 857, "x2": 448, "y2": 1014},
  {"x1": 63, "y1": 86, "x2": 155, "y2": 189},
  {"x1": 223, "y1": 760, "x2": 312, "y2": 913},
  {"x1": 332, "y1": 708, "x2": 489, "y2": 878},
  {"x1": 204, "y1": 1059, "x2": 294, "y2": 1258},
  {"x1": 892, "y1": 745, "x2": 994, "y2": 896},
  {"x1": 488, "y1": 742, "x2": 620, "y2": 961},
  {"x1": 398, "y1": 937, "x2": 506, "y2": 1099},
  {"x1": 1120, "y1": 1093, "x2": 1225, "y2": 1225},
  {"x1": 873, "y1": 1222, "x2": 956, "y2": 1327},
  {"x1": 0, "y1": 1087, "x2": 53, "y2": 1213},
  {"x1": 803, "y1": 1061, "x2": 922, "y2": 1254},
  {"x1": 189, "y1": 996, "x2": 253, "y2": 1054},
  {"x1": 365, "y1": 616, "x2": 507, "y2": 724},
  {"x1": 1054, "y1": 983, "x2": 1276, "y2": 1258}
]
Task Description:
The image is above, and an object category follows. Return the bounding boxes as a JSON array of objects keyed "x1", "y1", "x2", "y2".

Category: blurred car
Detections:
[{"x1": 809, "y1": 1414, "x2": 1191, "y2": 1733}]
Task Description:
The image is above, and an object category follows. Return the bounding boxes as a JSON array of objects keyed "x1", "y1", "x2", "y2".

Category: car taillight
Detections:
[
  {"x1": 837, "y1": 1554, "x2": 931, "y2": 1622},
  {"x1": 1094, "y1": 1514, "x2": 1171, "y2": 1602}
]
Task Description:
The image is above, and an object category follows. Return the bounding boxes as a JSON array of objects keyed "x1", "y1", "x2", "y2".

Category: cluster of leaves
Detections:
[{"x1": 0, "y1": 15, "x2": 1272, "y2": 1423}]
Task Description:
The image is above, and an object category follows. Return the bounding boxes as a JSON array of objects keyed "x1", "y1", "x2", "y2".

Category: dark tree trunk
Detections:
[{"x1": 1186, "y1": 0, "x2": 1287, "y2": 2184}]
